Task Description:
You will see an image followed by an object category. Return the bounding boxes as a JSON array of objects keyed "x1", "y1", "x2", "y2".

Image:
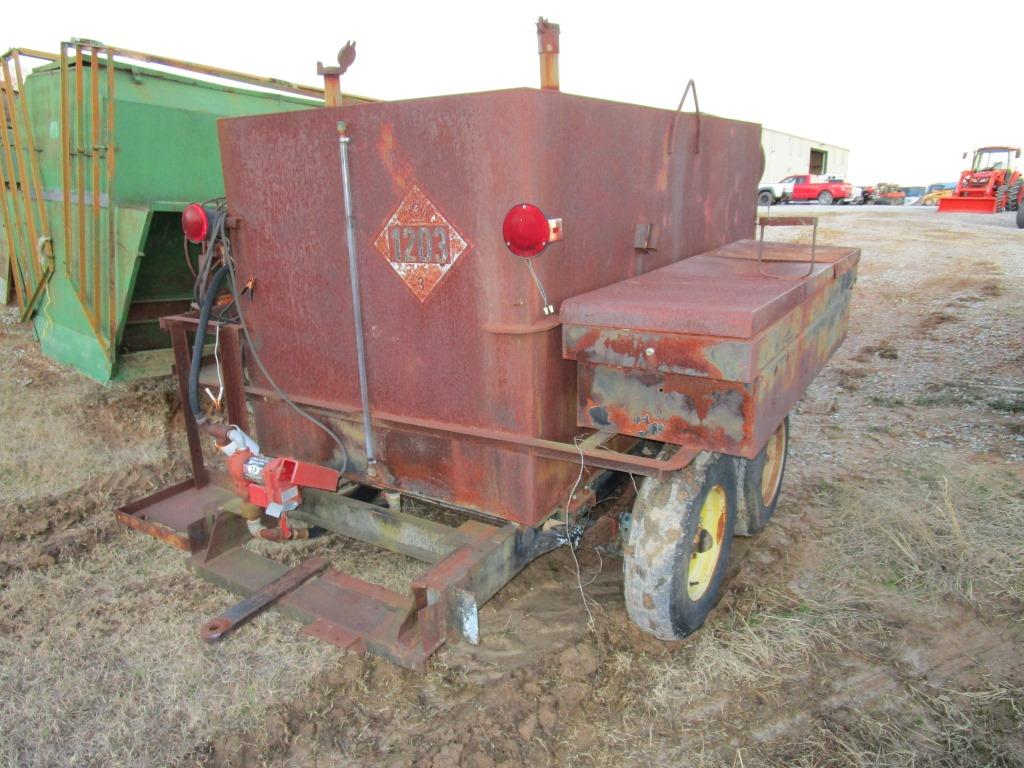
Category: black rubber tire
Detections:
[
  {"x1": 1007, "y1": 180, "x2": 1022, "y2": 212},
  {"x1": 734, "y1": 416, "x2": 789, "y2": 536},
  {"x1": 757, "y1": 190, "x2": 775, "y2": 207},
  {"x1": 995, "y1": 185, "x2": 1007, "y2": 213},
  {"x1": 817, "y1": 190, "x2": 834, "y2": 205},
  {"x1": 624, "y1": 452, "x2": 737, "y2": 640},
  {"x1": 1017, "y1": 204, "x2": 1024, "y2": 229}
]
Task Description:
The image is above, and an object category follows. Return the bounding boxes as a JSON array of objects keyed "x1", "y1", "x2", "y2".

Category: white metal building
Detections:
[{"x1": 760, "y1": 128, "x2": 849, "y2": 183}]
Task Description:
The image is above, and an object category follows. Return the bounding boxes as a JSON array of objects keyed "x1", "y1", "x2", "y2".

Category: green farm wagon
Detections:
[{"x1": 0, "y1": 42, "x2": 364, "y2": 381}]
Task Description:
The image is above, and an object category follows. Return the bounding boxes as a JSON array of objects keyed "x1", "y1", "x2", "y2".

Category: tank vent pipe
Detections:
[
  {"x1": 337, "y1": 120, "x2": 376, "y2": 473},
  {"x1": 536, "y1": 18, "x2": 560, "y2": 90}
]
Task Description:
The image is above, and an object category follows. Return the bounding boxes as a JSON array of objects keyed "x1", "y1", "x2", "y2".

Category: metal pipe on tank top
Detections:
[{"x1": 337, "y1": 120, "x2": 376, "y2": 471}]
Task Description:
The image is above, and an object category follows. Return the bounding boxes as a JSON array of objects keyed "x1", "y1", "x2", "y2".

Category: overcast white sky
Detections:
[{"x1": 7, "y1": 0, "x2": 1022, "y2": 185}]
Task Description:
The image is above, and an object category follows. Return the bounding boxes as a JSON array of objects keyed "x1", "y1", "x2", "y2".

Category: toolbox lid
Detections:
[{"x1": 560, "y1": 239, "x2": 859, "y2": 339}]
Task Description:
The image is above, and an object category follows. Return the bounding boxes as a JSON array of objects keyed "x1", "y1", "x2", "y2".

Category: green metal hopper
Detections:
[{"x1": 0, "y1": 42, "x2": 358, "y2": 381}]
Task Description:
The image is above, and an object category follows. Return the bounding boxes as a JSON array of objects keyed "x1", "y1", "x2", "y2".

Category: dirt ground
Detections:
[{"x1": 1, "y1": 207, "x2": 1022, "y2": 767}]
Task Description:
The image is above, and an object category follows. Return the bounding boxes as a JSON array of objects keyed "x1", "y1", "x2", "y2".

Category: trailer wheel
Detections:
[
  {"x1": 624, "y1": 452, "x2": 737, "y2": 640},
  {"x1": 757, "y1": 190, "x2": 775, "y2": 206},
  {"x1": 817, "y1": 190, "x2": 833, "y2": 205},
  {"x1": 734, "y1": 417, "x2": 789, "y2": 536}
]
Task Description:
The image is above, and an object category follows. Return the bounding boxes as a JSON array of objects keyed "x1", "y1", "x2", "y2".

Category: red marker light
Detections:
[
  {"x1": 503, "y1": 203, "x2": 551, "y2": 258},
  {"x1": 182, "y1": 203, "x2": 210, "y2": 244}
]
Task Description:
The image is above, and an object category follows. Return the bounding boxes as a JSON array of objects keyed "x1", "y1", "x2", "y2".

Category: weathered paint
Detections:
[
  {"x1": 572, "y1": 257, "x2": 856, "y2": 459},
  {"x1": 372, "y1": 184, "x2": 471, "y2": 301},
  {"x1": 563, "y1": 246, "x2": 857, "y2": 383},
  {"x1": 217, "y1": 88, "x2": 763, "y2": 525}
]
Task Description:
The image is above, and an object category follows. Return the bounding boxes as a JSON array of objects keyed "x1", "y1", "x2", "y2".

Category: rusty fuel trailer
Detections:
[{"x1": 117, "y1": 20, "x2": 859, "y2": 670}]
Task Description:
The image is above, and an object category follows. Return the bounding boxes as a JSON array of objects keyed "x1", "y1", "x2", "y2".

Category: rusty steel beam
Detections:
[
  {"x1": 159, "y1": 313, "x2": 698, "y2": 484},
  {"x1": 187, "y1": 505, "x2": 571, "y2": 668},
  {"x1": 0, "y1": 48, "x2": 57, "y2": 62},
  {"x1": 200, "y1": 556, "x2": 330, "y2": 643},
  {"x1": 290, "y1": 490, "x2": 496, "y2": 564},
  {"x1": 167, "y1": 319, "x2": 210, "y2": 487},
  {"x1": 245, "y1": 387, "x2": 698, "y2": 481},
  {"x1": 115, "y1": 479, "x2": 237, "y2": 551},
  {"x1": 219, "y1": 325, "x2": 250, "y2": 433},
  {"x1": 93, "y1": 43, "x2": 327, "y2": 100}
]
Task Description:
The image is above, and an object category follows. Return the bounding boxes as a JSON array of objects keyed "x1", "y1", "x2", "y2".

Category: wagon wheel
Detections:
[
  {"x1": 624, "y1": 452, "x2": 737, "y2": 640},
  {"x1": 734, "y1": 416, "x2": 790, "y2": 536}
]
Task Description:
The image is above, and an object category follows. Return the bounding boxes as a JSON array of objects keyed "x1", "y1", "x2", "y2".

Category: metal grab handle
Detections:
[
  {"x1": 756, "y1": 215, "x2": 817, "y2": 279},
  {"x1": 667, "y1": 79, "x2": 700, "y2": 156}
]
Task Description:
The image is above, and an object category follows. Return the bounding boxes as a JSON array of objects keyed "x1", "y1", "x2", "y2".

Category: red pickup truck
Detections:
[{"x1": 779, "y1": 174, "x2": 853, "y2": 205}]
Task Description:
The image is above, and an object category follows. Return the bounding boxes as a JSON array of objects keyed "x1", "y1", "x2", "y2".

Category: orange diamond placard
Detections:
[{"x1": 373, "y1": 186, "x2": 470, "y2": 302}]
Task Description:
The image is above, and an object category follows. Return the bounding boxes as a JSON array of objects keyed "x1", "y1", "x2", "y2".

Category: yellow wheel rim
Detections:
[
  {"x1": 688, "y1": 485, "x2": 727, "y2": 601},
  {"x1": 760, "y1": 421, "x2": 786, "y2": 507}
]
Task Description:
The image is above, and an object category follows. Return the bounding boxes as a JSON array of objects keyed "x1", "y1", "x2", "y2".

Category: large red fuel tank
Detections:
[{"x1": 216, "y1": 88, "x2": 761, "y2": 524}]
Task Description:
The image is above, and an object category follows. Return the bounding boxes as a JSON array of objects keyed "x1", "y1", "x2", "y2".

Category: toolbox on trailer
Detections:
[{"x1": 562, "y1": 239, "x2": 858, "y2": 457}]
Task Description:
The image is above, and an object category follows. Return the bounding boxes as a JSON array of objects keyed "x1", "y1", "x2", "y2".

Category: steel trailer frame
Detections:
[{"x1": 117, "y1": 313, "x2": 695, "y2": 670}]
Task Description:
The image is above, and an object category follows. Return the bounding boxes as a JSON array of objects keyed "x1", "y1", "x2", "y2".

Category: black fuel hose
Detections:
[{"x1": 189, "y1": 263, "x2": 231, "y2": 423}]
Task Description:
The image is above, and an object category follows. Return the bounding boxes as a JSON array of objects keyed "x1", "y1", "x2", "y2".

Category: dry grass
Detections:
[
  {"x1": 0, "y1": 534, "x2": 340, "y2": 768},
  {"x1": 557, "y1": 452, "x2": 1024, "y2": 767},
  {"x1": 4, "y1": 206, "x2": 1024, "y2": 767},
  {"x1": 647, "y1": 590, "x2": 876, "y2": 699},
  {"x1": 816, "y1": 455, "x2": 1024, "y2": 605},
  {"x1": 0, "y1": 307, "x2": 177, "y2": 505},
  {"x1": 782, "y1": 679, "x2": 1024, "y2": 768}
]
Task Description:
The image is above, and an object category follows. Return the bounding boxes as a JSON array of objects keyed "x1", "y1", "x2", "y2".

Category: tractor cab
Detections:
[{"x1": 971, "y1": 146, "x2": 1018, "y2": 173}]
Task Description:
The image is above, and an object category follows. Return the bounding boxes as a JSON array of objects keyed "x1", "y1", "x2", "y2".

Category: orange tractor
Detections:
[{"x1": 938, "y1": 146, "x2": 1022, "y2": 213}]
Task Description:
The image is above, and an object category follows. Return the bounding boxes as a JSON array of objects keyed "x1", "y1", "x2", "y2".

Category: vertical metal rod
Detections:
[
  {"x1": 13, "y1": 52, "x2": 51, "y2": 268},
  {"x1": 105, "y1": 48, "x2": 117, "y2": 353},
  {"x1": 59, "y1": 46, "x2": 73, "y2": 281},
  {"x1": 0, "y1": 58, "x2": 30, "y2": 307},
  {"x1": 75, "y1": 46, "x2": 87, "y2": 314},
  {"x1": 536, "y1": 18, "x2": 560, "y2": 91},
  {"x1": 1, "y1": 56, "x2": 39, "y2": 287},
  {"x1": 90, "y1": 47, "x2": 102, "y2": 333},
  {"x1": 0, "y1": 82, "x2": 22, "y2": 302},
  {"x1": 336, "y1": 120, "x2": 375, "y2": 469}
]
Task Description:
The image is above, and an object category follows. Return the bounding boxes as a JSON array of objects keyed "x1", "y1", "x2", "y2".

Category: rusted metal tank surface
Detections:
[
  {"x1": 217, "y1": 89, "x2": 762, "y2": 525},
  {"x1": 562, "y1": 240, "x2": 859, "y2": 457}
]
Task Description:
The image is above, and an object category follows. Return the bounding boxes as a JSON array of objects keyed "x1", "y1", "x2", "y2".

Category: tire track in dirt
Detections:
[{"x1": 0, "y1": 461, "x2": 187, "y2": 576}]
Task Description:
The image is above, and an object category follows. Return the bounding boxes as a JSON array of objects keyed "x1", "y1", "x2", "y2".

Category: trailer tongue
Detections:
[{"x1": 115, "y1": 21, "x2": 858, "y2": 669}]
